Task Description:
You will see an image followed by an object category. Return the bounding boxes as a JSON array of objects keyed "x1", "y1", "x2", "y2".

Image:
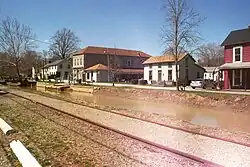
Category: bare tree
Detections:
[
  {"x1": 49, "y1": 28, "x2": 80, "y2": 59},
  {"x1": 0, "y1": 17, "x2": 36, "y2": 80},
  {"x1": 197, "y1": 43, "x2": 224, "y2": 67},
  {"x1": 161, "y1": 0, "x2": 204, "y2": 90},
  {"x1": 109, "y1": 54, "x2": 120, "y2": 86}
]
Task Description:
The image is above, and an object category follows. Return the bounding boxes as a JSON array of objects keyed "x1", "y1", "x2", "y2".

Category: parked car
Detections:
[
  {"x1": 190, "y1": 78, "x2": 216, "y2": 89},
  {"x1": 190, "y1": 78, "x2": 204, "y2": 89}
]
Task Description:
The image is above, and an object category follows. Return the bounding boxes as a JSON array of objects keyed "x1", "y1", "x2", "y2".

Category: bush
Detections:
[
  {"x1": 138, "y1": 79, "x2": 148, "y2": 85},
  {"x1": 131, "y1": 79, "x2": 138, "y2": 84}
]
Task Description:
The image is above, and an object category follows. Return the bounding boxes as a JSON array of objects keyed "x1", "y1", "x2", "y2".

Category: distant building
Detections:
[
  {"x1": 220, "y1": 26, "x2": 250, "y2": 89},
  {"x1": 72, "y1": 46, "x2": 151, "y2": 82},
  {"x1": 41, "y1": 58, "x2": 72, "y2": 83},
  {"x1": 203, "y1": 67, "x2": 224, "y2": 81},
  {"x1": 143, "y1": 53, "x2": 205, "y2": 84}
]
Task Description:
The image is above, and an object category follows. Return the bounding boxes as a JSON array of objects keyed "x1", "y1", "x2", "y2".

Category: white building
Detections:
[
  {"x1": 41, "y1": 58, "x2": 72, "y2": 83},
  {"x1": 203, "y1": 67, "x2": 224, "y2": 81},
  {"x1": 143, "y1": 53, "x2": 205, "y2": 85}
]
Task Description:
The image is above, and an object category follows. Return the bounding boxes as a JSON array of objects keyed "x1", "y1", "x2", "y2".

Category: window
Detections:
[
  {"x1": 158, "y1": 64, "x2": 161, "y2": 68},
  {"x1": 127, "y1": 60, "x2": 132, "y2": 67},
  {"x1": 168, "y1": 70, "x2": 172, "y2": 81},
  {"x1": 74, "y1": 59, "x2": 76, "y2": 66},
  {"x1": 77, "y1": 59, "x2": 79, "y2": 65},
  {"x1": 68, "y1": 64, "x2": 70, "y2": 69},
  {"x1": 158, "y1": 70, "x2": 162, "y2": 81},
  {"x1": 168, "y1": 63, "x2": 172, "y2": 68},
  {"x1": 185, "y1": 58, "x2": 188, "y2": 67},
  {"x1": 59, "y1": 64, "x2": 63, "y2": 69},
  {"x1": 197, "y1": 72, "x2": 200, "y2": 78},
  {"x1": 149, "y1": 64, "x2": 152, "y2": 69},
  {"x1": 149, "y1": 71, "x2": 152, "y2": 80},
  {"x1": 233, "y1": 70, "x2": 242, "y2": 86},
  {"x1": 233, "y1": 46, "x2": 242, "y2": 62},
  {"x1": 80, "y1": 58, "x2": 82, "y2": 65},
  {"x1": 185, "y1": 69, "x2": 189, "y2": 80},
  {"x1": 64, "y1": 72, "x2": 68, "y2": 80},
  {"x1": 87, "y1": 72, "x2": 90, "y2": 79}
]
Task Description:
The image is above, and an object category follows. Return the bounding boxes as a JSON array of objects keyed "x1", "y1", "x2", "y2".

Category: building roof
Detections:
[
  {"x1": 73, "y1": 46, "x2": 151, "y2": 58},
  {"x1": 119, "y1": 69, "x2": 143, "y2": 74},
  {"x1": 44, "y1": 59, "x2": 65, "y2": 68},
  {"x1": 85, "y1": 64, "x2": 109, "y2": 71},
  {"x1": 85, "y1": 64, "x2": 143, "y2": 74},
  {"x1": 219, "y1": 62, "x2": 250, "y2": 70},
  {"x1": 203, "y1": 67, "x2": 219, "y2": 73},
  {"x1": 142, "y1": 53, "x2": 188, "y2": 64},
  {"x1": 221, "y1": 27, "x2": 250, "y2": 46}
]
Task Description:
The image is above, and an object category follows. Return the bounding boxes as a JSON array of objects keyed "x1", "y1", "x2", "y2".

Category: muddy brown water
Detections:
[{"x1": 32, "y1": 86, "x2": 250, "y2": 133}]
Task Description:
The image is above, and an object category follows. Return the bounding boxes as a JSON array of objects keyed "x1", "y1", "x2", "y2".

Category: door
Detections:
[{"x1": 158, "y1": 70, "x2": 162, "y2": 81}]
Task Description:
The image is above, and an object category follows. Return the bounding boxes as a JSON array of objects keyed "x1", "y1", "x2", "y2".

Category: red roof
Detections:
[
  {"x1": 85, "y1": 64, "x2": 109, "y2": 71},
  {"x1": 73, "y1": 46, "x2": 151, "y2": 58}
]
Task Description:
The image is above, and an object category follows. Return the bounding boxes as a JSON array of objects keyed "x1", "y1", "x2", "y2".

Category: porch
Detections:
[{"x1": 220, "y1": 62, "x2": 250, "y2": 90}]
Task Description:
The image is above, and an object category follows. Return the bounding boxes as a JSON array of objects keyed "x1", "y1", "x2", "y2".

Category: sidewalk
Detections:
[
  {"x1": 91, "y1": 82, "x2": 250, "y2": 96},
  {"x1": 9, "y1": 89, "x2": 250, "y2": 167}
]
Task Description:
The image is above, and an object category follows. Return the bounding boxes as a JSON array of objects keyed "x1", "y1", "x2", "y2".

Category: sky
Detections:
[{"x1": 1, "y1": 0, "x2": 250, "y2": 56}]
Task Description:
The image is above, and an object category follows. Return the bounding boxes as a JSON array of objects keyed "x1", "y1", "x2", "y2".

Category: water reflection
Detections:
[{"x1": 35, "y1": 86, "x2": 250, "y2": 133}]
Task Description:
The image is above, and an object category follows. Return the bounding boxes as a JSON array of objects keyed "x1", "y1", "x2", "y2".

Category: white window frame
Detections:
[
  {"x1": 233, "y1": 46, "x2": 243, "y2": 63},
  {"x1": 232, "y1": 69, "x2": 242, "y2": 86}
]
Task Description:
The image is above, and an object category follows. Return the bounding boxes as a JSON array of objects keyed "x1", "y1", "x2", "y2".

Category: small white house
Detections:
[
  {"x1": 41, "y1": 58, "x2": 72, "y2": 83},
  {"x1": 203, "y1": 67, "x2": 224, "y2": 81},
  {"x1": 143, "y1": 53, "x2": 205, "y2": 84},
  {"x1": 84, "y1": 64, "x2": 109, "y2": 82}
]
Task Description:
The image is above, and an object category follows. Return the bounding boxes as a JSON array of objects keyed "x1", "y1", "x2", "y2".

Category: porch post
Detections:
[
  {"x1": 228, "y1": 70, "x2": 231, "y2": 89},
  {"x1": 244, "y1": 69, "x2": 247, "y2": 91}
]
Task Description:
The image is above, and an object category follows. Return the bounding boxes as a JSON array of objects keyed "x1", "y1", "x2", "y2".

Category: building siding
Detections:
[
  {"x1": 143, "y1": 55, "x2": 204, "y2": 84},
  {"x1": 243, "y1": 43, "x2": 250, "y2": 62},
  {"x1": 224, "y1": 43, "x2": 250, "y2": 63}
]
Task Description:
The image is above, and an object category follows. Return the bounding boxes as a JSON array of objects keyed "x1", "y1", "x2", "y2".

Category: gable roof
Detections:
[
  {"x1": 221, "y1": 27, "x2": 250, "y2": 46},
  {"x1": 203, "y1": 67, "x2": 219, "y2": 73},
  {"x1": 73, "y1": 46, "x2": 151, "y2": 58},
  {"x1": 85, "y1": 64, "x2": 109, "y2": 71},
  {"x1": 142, "y1": 53, "x2": 191, "y2": 64},
  {"x1": 44, "y1": 59, "x2": 65, "y2": 68}
]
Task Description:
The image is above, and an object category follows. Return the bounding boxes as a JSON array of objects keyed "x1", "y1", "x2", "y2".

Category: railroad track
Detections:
[{"x1": 7, "y1": 91, "x2": 222, "y2": 167}]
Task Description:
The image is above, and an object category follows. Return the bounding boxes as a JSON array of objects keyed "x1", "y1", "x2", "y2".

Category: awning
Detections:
[{"x1": 219, "y1": 62, "x2": 250, "y2": 70}]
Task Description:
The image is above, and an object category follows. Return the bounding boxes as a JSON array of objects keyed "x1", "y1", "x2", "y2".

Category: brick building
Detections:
[{"x1": 72, "y1": 46, "x2": 151, "y2": 82}]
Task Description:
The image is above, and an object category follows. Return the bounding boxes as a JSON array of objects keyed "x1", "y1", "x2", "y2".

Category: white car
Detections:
[{"x1": 190, "y1": 78, "x2": 204, "y2": 89}]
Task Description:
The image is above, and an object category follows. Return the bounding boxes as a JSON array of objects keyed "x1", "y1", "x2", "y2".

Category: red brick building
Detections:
[
  {"x1": 72, "y1": 46, "x2": 151, "y2": 82},
  {"x1": 220, "y1": 26, "x2": 250, "y2": 89}
]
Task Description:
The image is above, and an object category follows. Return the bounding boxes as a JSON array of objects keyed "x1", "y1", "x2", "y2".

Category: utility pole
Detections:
[{"x1": 105, "y1": 48, "x2": 110, "y2": 82}]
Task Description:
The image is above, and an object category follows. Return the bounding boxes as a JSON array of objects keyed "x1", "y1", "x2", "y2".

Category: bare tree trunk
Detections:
[
  {"x1": 16, "y1": 62, "x2": 21, "y2": 81},
  {"x1": 175, "y1": 61, "x2": 179, "y2": 91}
]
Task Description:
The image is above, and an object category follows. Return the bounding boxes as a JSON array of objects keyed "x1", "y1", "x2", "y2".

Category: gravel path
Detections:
[
  {"x1": 0, "y1": 94, "x2": 202, "y2": 167},
  {"x1": 9, "y1": 89, "x2": 250, "y2": 167}
]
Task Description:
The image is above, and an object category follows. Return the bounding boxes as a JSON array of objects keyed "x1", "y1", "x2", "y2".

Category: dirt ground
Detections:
[
  {"x1": 0, "y1": 94, "x2": 201, "y2": 167},
  {"x1": 94, "y1": 87, "x2": 250, "y2": 113}
]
